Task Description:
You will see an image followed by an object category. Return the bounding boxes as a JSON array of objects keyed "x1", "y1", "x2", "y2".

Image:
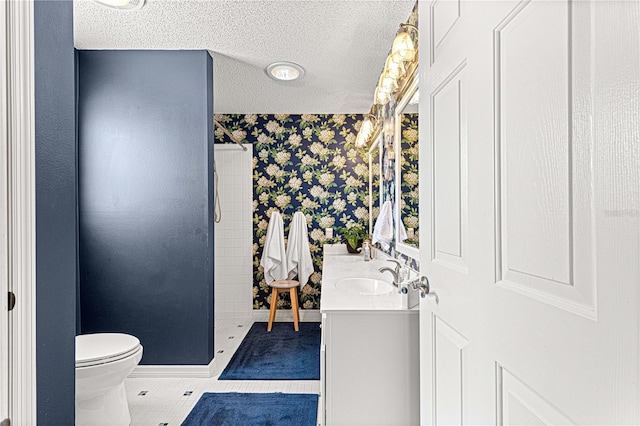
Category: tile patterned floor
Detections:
[{"x1": 125, "y1": 318, "x2": 321, "y2": 425}]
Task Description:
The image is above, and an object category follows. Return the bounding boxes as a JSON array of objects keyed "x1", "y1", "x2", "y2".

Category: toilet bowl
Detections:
[{"x1": 76, "y1": 333, "x2": 143, "y2": 426}]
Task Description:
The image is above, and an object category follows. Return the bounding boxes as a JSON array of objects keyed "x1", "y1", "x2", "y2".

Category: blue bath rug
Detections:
[
  {"x1": 181, "y1": 392, "x2": 319, "y2": 426},
  {"x1": 219, "y1": 322, "x2": 320, "y2": 380}
]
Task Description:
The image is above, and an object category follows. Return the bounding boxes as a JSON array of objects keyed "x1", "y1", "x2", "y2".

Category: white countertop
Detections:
[{"x1": 320, "y1": 244, "x2": 417, "y2": 312}]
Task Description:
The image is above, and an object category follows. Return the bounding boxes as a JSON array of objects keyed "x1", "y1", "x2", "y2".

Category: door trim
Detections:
[
  {"x1": 6, "y1": 0, "x2": 37, "y2": 424},
  {"x1": 1, "y1": 0, "x2": 9, "y2": 423}
]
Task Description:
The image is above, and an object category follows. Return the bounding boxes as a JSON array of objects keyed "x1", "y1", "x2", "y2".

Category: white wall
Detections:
[{"x1": 214, "y1": 144, "x2": 253, "y2": 320}]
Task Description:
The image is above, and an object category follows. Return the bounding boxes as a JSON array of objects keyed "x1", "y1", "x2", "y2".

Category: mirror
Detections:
[
  {"x1": 368, "y1": 133, "x2": 383, "y2": 236},
  {"x1": 381, "y1": 119, "x2": 396, "y2": 248},
  {"x1": 395, "y1": 77, "x2": 419, "y2": 259},
  {"x1": 370, "y1": 119, "x2": 396, "y2": 252}
]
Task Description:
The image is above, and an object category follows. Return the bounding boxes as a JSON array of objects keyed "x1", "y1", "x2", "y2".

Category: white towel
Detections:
[
  {"x1": 260, "y1": 211, "x2": 288, "y2": 284},
  {"x1": 286, "y1": 212, "x2": 314, "y2": 289},
  {"x1": 372, "y1": 200, "x2": 394, "y2": 250},
  {"x1": 398, "y1": 218, "x2": 408, "y2": 243}
]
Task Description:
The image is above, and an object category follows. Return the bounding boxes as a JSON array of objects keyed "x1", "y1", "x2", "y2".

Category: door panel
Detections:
[
  {"x1": 431, "y1": 62, "x2": 468, "y2": 273},
  {"x1": 498, "y1": 367, "x2": 574, "y2": 425},
  {"x1": 419, "y1": 0, "x2": 640, "y2": 424},
  {"x1": 494, "y1": 0, "x2": 596, "y2": 317},
  {"x1": 433, "y1": 316, "x2": 468, "y2": 426},
  {"x1": 498, "y1": 0, "x2": 572, "y2": 285},
  {"x1": 430, "y1": 0, "x2": 461, "y2": 66}
]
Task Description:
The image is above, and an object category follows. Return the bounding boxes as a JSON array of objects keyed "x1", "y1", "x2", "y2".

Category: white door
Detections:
[
  {"x1": 1, "y1": 1, "x2": 10, "y2": 424},
  {"x1": 418, "y1": 0, "x2": 640, "y2": 424}
]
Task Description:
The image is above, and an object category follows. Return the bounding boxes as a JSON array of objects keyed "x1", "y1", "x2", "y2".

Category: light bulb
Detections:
[
  {"x1": 265, "y1": 62, "x2": 305, "y2": 81},
  {"x1": 391, "y1": 31, "x2": 416, "y2": 62},
  {"x1": 361, "y1": 117, "x2": 374, "y2": 137},
  {"x1": 355, "y1": 125, "x2": 369, "y2": 147},
  {"x1": 378, "y1": 73, "x2": 398, "y2": 92},
  {"x1": 384, "y1": 55, "x2": 405, "y2": 80},
  {"x1": 356, "y1": 116, "x2": 377, "y2": 148},
  {"x1": 375, "y1": 86, "x2": 390, "y2": 105}
]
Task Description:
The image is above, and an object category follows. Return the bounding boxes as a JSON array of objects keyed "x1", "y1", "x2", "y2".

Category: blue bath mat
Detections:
[
  {"x1": 219, "y1": 322, "x2": 320, "y2": 380},
  {"x1": 181, "y1": 392, "x2": 319, "y2": 426}
]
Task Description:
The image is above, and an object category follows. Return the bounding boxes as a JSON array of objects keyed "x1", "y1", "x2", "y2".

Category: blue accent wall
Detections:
[
  {"x1": 78, "y1": 50, "x2": 215, "y2": 365},
  {"x1": 34, "y1": 0, "x2": 77, "y2": 423}
]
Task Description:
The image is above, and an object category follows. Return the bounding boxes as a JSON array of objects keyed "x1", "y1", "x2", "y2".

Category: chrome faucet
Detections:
[{"x1": 378, "y1": 259, "x2": 403, "y2": 287}]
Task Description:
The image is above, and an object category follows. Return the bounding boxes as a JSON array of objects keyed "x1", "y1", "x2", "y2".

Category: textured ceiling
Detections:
[{"x1": 74, "y1": 0, "x2": 415, "y2": 114}]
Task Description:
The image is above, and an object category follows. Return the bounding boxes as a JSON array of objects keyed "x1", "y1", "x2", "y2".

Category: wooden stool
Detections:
[{"x1": 267, "y1": 280, "x2": 300, "y2": 332}]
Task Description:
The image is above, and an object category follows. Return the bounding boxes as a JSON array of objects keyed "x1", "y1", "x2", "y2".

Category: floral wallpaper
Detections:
[
  {"x1": 400, "y1": 113, "x2": 419, "y2": 247},
  {"x1": 214, "y1": 114, "x2": 371, "y2": 310},
  {"x1": 370, "y1": 142, "x2": 381, "y2": 227}
]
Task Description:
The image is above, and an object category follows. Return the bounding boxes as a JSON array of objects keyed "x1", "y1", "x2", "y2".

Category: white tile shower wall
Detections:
[{"x1": 214, "y1": 144, "x2": 253, "y2": 320}]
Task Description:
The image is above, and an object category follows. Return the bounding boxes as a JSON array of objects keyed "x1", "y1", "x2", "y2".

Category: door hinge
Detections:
[
  {"x1": 8, "y1": 291, "x2": 15, "y2": 311},
  {"x1": 1, "y1": 418, "x2": 10, "y2": 426}
]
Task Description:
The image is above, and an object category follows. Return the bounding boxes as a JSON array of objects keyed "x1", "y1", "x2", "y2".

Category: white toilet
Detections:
[{"x1": 75, "y1": 333, "x2": 143, "y2": 426}]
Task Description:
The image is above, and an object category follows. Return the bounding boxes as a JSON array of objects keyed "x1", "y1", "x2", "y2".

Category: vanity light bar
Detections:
[
  {"x1": 374, "y1": 23, "x2": 418, "y2": 106},
  {"x1": 359, "y1": 20, "x2": 418, "y2": 148}
]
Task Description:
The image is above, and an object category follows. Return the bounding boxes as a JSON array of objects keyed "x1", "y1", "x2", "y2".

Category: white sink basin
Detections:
[{"x1": 335, "y1": 278, "x2": 394, "y2": 296}]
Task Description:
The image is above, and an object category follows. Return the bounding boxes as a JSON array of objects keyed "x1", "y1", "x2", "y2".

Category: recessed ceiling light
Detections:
[
  {"x1": 266, "y1": 62, "x2": 305, "y2": 81},
  {"x1": 93, "y1": 0, "x2": 145, "y2": 11}
]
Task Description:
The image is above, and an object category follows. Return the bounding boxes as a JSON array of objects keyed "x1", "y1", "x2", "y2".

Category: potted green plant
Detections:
[{"x1": 337, "y1": 223, "x2": 368, "y2": 254}]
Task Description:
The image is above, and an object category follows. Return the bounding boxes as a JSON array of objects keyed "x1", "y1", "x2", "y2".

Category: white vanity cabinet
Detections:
[{"x1": 319, "y1": 245, "x2": 419, "y2": 425}]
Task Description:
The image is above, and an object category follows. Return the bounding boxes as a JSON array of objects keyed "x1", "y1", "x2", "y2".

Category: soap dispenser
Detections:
[{"x1": 362, "y1": 240, "x2": 371, "y2": 261}]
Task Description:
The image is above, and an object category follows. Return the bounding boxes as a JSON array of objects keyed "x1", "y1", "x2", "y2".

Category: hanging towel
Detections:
[
  {"x1": 260, "y1": 211, "x2": 288, "y2": 285},
  {"x1": 286, "y1": 212, "x2": 314, "y2": 289},
  {"x1": 372, "y1": 200, "x2": 394, "y2": 250},
  {"x1": 398, "y1": 217, "x2": 408, "y2": 243}
]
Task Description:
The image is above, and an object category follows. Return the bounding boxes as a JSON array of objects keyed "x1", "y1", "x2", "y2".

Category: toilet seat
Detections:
[{"x1": 76, "y1": 333, "x2": 141, "y2": 368}]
